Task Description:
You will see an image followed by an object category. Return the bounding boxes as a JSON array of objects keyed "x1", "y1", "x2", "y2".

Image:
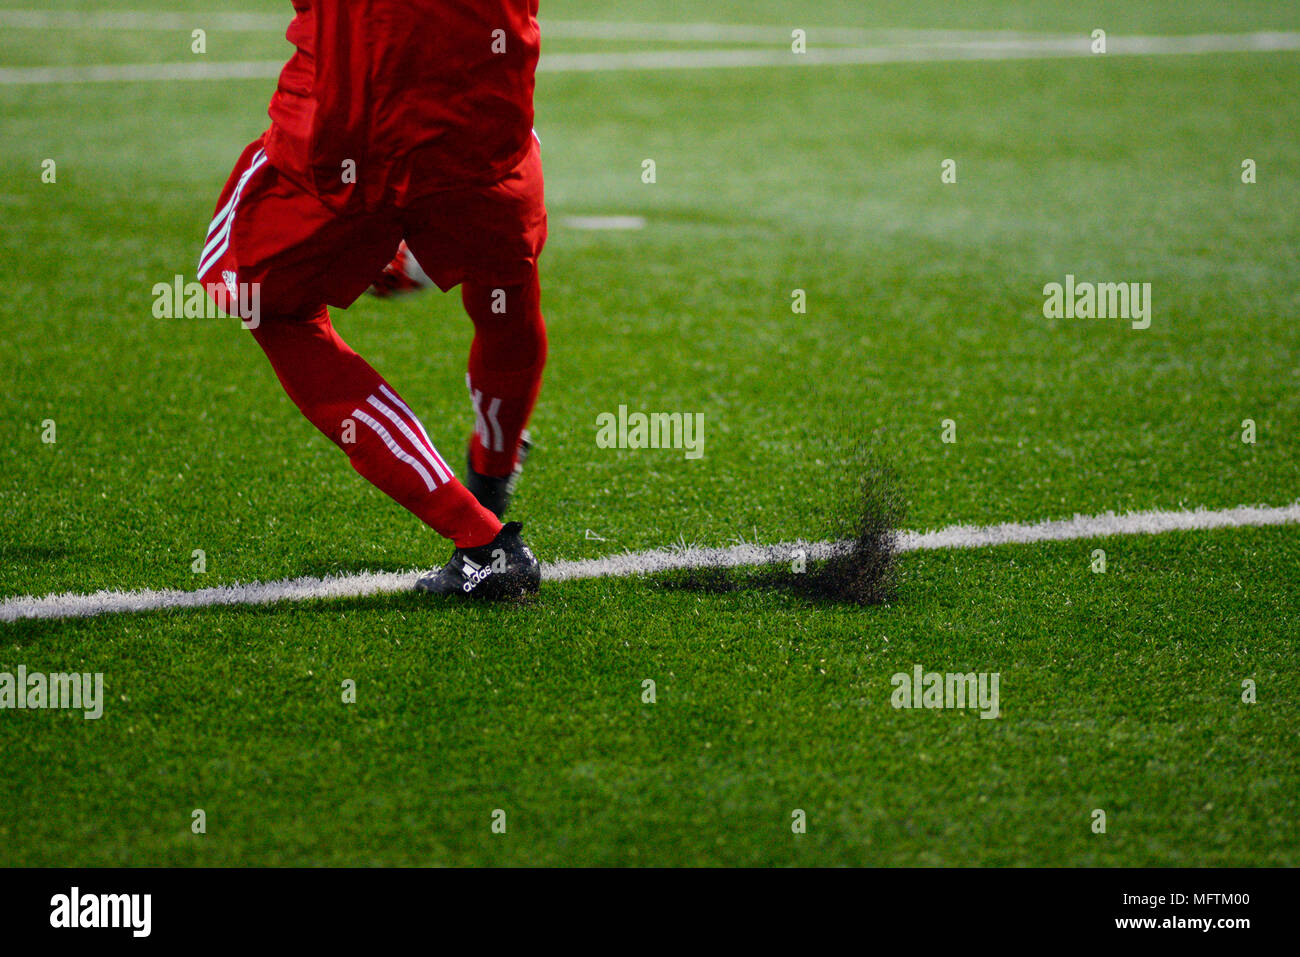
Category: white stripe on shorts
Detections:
[{"x1": 198, "y1": 149, "x2": 268, "y2": 279}]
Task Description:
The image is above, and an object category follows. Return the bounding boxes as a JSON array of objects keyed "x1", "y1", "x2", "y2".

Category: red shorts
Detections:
[{"x1": 197, "y1": 132, "x2": 547, "y2": 318}]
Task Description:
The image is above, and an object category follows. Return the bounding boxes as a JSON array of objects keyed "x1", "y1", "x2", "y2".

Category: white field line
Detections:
[
  {"x1": 0, "y1": 10, "x2": 288, "y2": 30},
  {"x1": 540, "y1": 23, "x2": 1054, "y2": 45},
  {"x1": 2, "y1": 502, "x2": 1296, "y2": 623},
  {"x1": 1, "y1": 32, "x2": 1298, "y2": 85},
  {"x1": 0, "y1": 12, "x2": 1082, "y2": 44},
  {"x1": 539, "y1": 32, "x2": 1300, "y2": 71},
  {"x1": 0, "y1": 60, "x2": 281, "y2": 85},
  {"x1": 562, "y1": 215, "x2": 647, "y2": 230}
]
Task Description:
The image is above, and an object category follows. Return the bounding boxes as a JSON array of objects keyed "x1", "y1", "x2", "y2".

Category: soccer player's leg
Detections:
[
  {"x1": 404, "y1": 135, "x2": 549, "y2": 519},
  {"x1": 248, "y1": 309, "x2": 538, "y2": 599},
  {"x1": 459, "y1": 269, "x2": 546, "y2": 517},
  {"x1": 246, "y1": 307, "x2": 498, "y2": 549},
  {"x1": 196, "y1": 138, "x2": 536, "y2": 596}
]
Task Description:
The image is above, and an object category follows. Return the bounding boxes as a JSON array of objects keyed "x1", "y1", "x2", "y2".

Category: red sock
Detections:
[
  {"x1": 462, "y1": 270, "x2": 547, "y2": 477},
  {"x1": 250, "y1": 306, "x2": 501, "y2": 548}
]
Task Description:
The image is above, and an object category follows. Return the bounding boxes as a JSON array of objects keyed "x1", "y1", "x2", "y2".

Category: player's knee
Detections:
[
  {"x1": 465, "y1": 291, "x2": 545, "y2": 375},
  {"x1": 462, "y1": 278, "x2": 532, "y2": 319},
  {"x1": 463, "y1": 273, "x2": 544, "y2": 343}
]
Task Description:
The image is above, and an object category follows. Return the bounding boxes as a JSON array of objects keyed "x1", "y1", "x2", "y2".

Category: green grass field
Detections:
[{"x1": 1, "y1": 0, "x2": 1298, "y2": 866}]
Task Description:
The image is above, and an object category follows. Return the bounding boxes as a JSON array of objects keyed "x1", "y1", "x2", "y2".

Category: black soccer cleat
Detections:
[
  {"x1": 414, "y1": 521, "x2": 540, "y2": 599},
  {"x1": 464, "y1": 431, "x2": 532, "y2": 519}
]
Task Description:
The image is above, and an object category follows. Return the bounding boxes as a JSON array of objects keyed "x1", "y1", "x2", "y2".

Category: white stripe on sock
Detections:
[
  {"x1": 377, "y1": 384, "x2": 455, "y2": 481},
  {"x1": 365, "y1": 395, "x2": 451, "y2": 486},
  {"x1": 350, "y1": 409, "x2": 437, "y2": 492}
]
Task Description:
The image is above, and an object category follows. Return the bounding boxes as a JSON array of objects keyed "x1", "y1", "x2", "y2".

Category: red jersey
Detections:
[{"x1": 264, "y1": 0, "x2": 540, "y2": 212}]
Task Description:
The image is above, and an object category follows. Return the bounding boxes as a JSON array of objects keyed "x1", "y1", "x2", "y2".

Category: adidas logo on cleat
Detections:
[
  {"x1": 414, "y1": 521, "x2": 540, "y2": 599},
  {"x1": 461, "y1": 559, "x2": 493, "y2": 593}
]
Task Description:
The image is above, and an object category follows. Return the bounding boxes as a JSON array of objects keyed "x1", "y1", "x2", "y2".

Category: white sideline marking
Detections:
[
  {"x1": 2, "y1": 32, "x2": 1298, "y2": 85},
  {"x1": 0, "y1": 60, "x2": 282, "y2": 85},
  {"x1": 2, "y1": 502, "x2": 1296, "y2": 622},
  {"x1": 0, "y1": 12, "x2": 1083, "y2": 44},
  {"x1": 537, "y1": 32, "x2": 1300, "y2": 71},
  {"x1": 0, "y1": 10, "x2": 287, "y2": 30},
  {"x1": 540, "y1": 23, "x2": 1055, "y2": 46},
  {"x1": 562, "y1": 215, "x2": 646, "y2": 231}
]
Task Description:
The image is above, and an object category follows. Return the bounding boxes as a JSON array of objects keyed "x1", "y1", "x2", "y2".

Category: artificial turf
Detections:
[{"x1": 1, "y1": 0, "x2": 1297, "y2": 865}]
